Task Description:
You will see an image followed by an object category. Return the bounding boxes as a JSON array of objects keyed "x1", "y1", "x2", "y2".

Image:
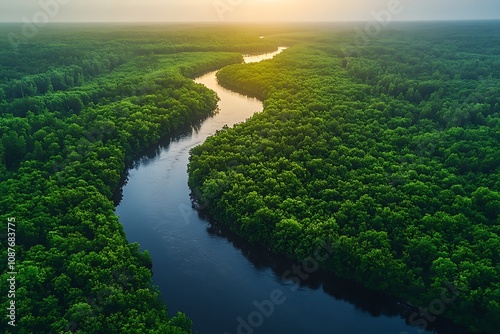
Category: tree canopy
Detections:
[
  {"x1": 189, "y1": 22, "x2": 500, "y2": 334},
  {"x1": 0, "y1": 24, "x2": 276, "y2": 333}
]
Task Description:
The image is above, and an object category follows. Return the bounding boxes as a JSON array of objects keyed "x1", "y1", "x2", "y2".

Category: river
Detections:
[{"x1": 115, "y1": 48, "x2": 466, "y2": 334}]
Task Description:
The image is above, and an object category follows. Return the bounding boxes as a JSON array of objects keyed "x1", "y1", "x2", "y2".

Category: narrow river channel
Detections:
[{"x1": 115, "y1": 48, "x2": 464, "y2": 334}]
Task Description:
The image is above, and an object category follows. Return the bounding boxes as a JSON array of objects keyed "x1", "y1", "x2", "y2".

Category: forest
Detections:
[
  {"x1": 0, "y1": 24, "x2": 277, "y2": 333},
  {"x1": 188, "y1": 22, "x2": 500, "y2": 334},
  {"x1": 1, "y1": 21, "x2": 499, "y2": 334}
]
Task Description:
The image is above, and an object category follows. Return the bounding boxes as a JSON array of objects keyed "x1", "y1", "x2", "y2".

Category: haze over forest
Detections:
[{"x1": 1, "y1": 0, "x2": 500, "y2": 23}]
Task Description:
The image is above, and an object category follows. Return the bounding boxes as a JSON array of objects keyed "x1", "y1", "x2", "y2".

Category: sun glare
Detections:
[{"x1": 217, "y1": 0, "x2": 358, "y2": 22}]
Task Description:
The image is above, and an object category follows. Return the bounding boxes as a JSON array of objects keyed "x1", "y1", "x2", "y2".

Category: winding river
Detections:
[{"x1": 115, "y1": 49, "x2": 467, "y2": 334}]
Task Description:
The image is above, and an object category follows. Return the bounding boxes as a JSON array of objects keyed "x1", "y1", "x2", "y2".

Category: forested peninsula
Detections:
[{"x1": 188, "y1": 22, "x2": 500, "y2": 334}]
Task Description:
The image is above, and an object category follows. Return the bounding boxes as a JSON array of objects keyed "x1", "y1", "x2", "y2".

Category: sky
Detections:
[{"x1": 1, "y1": 0, "x2": 499, "y2": 22}]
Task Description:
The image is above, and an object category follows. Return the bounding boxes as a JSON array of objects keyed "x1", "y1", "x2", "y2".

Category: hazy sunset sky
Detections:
[{"x1": 1, "y1": 0, "x2": 499, "y2": 22}]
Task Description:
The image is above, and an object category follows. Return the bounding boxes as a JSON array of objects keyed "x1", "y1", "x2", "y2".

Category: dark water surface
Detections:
[{"x1": 115, "y1": 49, "x2": 467, "y2": 334}]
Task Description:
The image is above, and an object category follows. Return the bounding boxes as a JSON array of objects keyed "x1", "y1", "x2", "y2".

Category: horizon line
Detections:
[{"x1": 0, "y1": 18, "x2": 500, "y2": 24}]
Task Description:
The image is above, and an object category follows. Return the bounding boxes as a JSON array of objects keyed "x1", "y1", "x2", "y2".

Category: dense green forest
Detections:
[
  {"x1": 2, "y1": 21, "x2": 499, "y2": 334},
  {"x1": 0, "y1": 24, "x2": 278, "y2": 333},
  {"x1": 188, "y1": 22, "x2": 500, "y2": 334}
]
